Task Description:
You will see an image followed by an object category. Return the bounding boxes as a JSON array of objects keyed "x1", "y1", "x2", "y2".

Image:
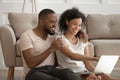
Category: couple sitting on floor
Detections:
[{"x1": 19, "y1": 7, "x2": 118, "y2": 80}]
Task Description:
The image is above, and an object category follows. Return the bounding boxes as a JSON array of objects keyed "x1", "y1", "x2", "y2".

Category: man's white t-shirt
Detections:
[
  {"x1": 56, "y1": 35, "x2": 88, "y2": 73},
  {"x1": 19, "y1": 29, "x2": 55, "y2": 76}
]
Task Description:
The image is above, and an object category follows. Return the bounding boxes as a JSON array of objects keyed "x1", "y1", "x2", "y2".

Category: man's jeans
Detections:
[{"x1": 25, "y1": 65, "x2": 83, "y2": 80}]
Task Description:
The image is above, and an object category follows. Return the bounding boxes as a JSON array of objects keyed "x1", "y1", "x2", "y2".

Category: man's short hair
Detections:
[{"x1": 38, "y1": 9, "x2": 55, "y2": 20}]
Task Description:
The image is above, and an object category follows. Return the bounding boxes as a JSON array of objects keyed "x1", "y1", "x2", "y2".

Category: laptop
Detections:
[{"x1": 81, "y1": 55, "x2": 119, "y2": 75}]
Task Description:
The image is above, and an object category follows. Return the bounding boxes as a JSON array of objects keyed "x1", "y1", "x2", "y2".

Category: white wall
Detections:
[
  {"x1": 0, "y1": 0, "x2": 120, "y2": 24},
  {"x1": 0, "y1": 0, "x2": 120, "y2": 69}
]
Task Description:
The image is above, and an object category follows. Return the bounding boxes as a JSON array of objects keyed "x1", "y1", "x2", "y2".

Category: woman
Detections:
[{"x1": 56, "y1": 7, "x2": 118, "y2": 80}]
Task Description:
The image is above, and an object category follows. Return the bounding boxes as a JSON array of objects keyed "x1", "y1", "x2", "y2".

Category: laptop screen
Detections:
[{"x1": 94, "y1": 55, "x2": 119, "y2": 74}]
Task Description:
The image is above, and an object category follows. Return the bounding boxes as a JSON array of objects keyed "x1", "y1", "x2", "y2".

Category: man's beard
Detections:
[{"x1": 45, "y1": 27, "x2": 55, "y2": 35}]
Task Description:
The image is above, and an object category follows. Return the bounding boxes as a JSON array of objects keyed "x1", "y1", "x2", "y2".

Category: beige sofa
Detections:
[
  {"x1": 85, "y1": 14, "x2": 120, "y2": 78},
  {"x1": 0, "y1": 13, "x2": 120, "y2": 80}
]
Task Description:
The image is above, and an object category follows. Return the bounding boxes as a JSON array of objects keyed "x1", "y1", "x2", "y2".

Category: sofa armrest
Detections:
[
  {"x1": 0, "y1": 24, "x2": 16, "y2": 66},
  {"x1": 88, "y1": 42, "x2": 95, "y2": 57}
]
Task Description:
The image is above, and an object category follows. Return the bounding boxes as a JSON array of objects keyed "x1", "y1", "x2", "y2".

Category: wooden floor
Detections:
[
  {"x1": 0, "y1": 68, "x2": 120, "y2": 80},
  {"x1": 0, "y1": 68, "x2": 24, "y2": 80}
]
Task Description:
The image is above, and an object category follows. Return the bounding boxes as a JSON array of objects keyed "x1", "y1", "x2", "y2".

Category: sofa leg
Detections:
[{"x1": 7, "y1": 67, "x2": 14, "y2": 80}]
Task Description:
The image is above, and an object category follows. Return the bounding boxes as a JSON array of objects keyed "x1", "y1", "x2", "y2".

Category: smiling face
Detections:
[
  {"x1": 43, "y1": 13, "x2": 57, "y2": 35},
  {"x1": 66, "y1": 18, "x2": 82, "y2": 36}
]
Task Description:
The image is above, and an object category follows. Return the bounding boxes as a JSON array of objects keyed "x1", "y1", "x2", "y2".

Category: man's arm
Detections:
[
  {"x1": 22, "y1": 38, "x2": 59, "y2": 68},
  {"x1": 22, "y1": 46, "x2": 55, "y2": 68}
]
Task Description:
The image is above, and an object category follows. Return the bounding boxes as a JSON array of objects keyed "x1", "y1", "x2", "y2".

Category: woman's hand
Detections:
[{"x1": 94, "y1": 57, "x2": 99, "y2": 61}]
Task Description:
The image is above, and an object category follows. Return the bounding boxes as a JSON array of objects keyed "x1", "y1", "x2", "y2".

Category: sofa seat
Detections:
[
  {"x1": 90, "y1": 40, "x2": 120, "y2": 56},
  {"x1": 90, "y1": 39, "x2": 120, "y2": 68}
]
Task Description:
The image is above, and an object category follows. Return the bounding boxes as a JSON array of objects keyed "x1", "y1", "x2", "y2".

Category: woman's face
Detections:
[{"x1": 66, "y1": 18, "x2": 82, "y2": 35}]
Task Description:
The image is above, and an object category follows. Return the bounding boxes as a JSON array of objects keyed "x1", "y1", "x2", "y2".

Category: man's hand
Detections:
[{"x1": 50, "y1": 37, "x2": 64, "y2": 52}]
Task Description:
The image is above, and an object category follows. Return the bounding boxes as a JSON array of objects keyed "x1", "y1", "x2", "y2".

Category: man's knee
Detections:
[
  {"x1": 61, "y1": 68, "x2": 83, "y2": 80},
  {"x1": 51, "y1": 77, "x2": 61, "y2": 80},
  {"x1": 62, "y1": 68, "x2": 73, "y2": 72},
  {"x1": 62, "y1": 68, "x2": 74, "y2": 74}
]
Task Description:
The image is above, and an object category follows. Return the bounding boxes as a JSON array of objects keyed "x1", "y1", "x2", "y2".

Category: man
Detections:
[{"x1": 19, "y1": 9, "x2": 82, "y2": 80}]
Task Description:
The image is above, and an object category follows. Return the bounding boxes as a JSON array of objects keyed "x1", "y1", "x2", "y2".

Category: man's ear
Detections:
[{"x1": 39, "y1": 19, "x2": 44, "y2": 25}]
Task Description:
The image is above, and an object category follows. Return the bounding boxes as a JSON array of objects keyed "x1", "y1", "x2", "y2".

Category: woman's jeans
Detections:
[{"x1": 25, "y1": 65, "x2": 83, "y2": 80}]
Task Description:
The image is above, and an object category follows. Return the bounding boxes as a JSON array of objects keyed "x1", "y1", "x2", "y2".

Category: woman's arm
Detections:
[
  {"x1": 58, "y1": 41, "x2": 99, "y2": 61},
  {"x1": 83, "y1": 44, "x2": 95, "y2": 72}
]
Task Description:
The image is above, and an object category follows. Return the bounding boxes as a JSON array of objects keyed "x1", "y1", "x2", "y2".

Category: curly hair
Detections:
[{"x1": 59, "y1": 7, "x2": 87, "y2": 41}]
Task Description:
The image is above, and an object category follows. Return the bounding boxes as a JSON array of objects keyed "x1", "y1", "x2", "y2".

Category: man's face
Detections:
[{"x1": 43, "y1": 13, "x2": 57, "y2": 35}]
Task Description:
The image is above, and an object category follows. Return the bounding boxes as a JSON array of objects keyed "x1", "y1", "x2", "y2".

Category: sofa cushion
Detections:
[
  {"x1": 89, "y1": 40, "x2": 120, "y2": 57},
  {"x1": 86, "y1": 14, "x2": 120, "y2": 39},
  {"x1": 8, "y1": 13, "x2": 38, "y2": 39}
]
